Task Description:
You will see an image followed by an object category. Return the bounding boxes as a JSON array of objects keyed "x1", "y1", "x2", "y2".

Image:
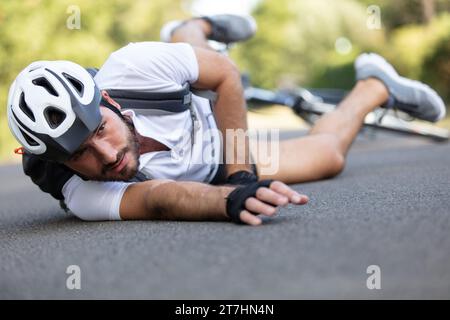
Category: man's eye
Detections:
[{"x1": 98, "y1": 123, "x2": 106, "y2": 133}]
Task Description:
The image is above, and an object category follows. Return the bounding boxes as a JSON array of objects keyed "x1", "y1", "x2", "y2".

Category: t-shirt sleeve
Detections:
[
  {"x1": 96, "y1": 42, "x2": 199, "y2": 91},
  {"x1": 62, "y1": 175, "x2": 132, "y2": 221}
]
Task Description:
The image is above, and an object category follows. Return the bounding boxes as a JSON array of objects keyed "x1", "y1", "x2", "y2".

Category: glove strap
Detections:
[{"x1": 225, "y1": 180, "x2": 274, "y2": 223}]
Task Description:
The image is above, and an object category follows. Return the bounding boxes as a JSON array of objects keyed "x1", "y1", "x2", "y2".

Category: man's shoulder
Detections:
[
  {"x1": 96, "y1": 41, "x2": 196, "y2": 91},
  {"x1": 109, "y1": 41, "x2": 191, "y2": 60}
]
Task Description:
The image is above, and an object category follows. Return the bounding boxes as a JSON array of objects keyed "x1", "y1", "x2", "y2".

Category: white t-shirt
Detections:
[{"x1": 62, "y1": 42, "x2": 221, "y2": 221}]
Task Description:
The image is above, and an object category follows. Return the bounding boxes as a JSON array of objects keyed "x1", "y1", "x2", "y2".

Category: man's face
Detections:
[{"x1": 64, "y1": 106, "x2": 140, "y2": 181}]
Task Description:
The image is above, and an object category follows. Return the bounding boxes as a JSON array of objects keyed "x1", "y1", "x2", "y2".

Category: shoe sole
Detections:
[{"x1": 355, "y1": 53, "x2": 446, "y2": 122}]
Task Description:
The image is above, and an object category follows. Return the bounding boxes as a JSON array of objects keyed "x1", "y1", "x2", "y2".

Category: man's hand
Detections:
[{"x1": 226, "y1": 180, "x2": 309, "y2": 226}]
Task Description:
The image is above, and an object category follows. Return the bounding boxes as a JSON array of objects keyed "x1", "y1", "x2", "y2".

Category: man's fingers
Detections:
[
  {"x1": 239, "y1": 210, "x2": 262, "y2": 226},
  {"x1": 231, "y1": 180, "x2": 309, "y2": 226},
  {"x1": 255, "y1": 186, "x2": 289, "y2": 206},
  {"x1": 269, "y1": 181, "x2": 309, "y2": 204},
  {"x1": 245, "y1": 197, "x2": 277, "y2": 217}
]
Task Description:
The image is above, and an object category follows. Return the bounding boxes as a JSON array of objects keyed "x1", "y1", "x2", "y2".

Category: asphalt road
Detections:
[{"x1": 1, "y1": 129, "x2": 449, "y2": 299}]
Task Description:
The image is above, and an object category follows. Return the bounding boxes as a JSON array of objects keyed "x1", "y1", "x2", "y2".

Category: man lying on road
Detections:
[{"x1": 7, "y1": 15, "x2": 446, "y2": 225}]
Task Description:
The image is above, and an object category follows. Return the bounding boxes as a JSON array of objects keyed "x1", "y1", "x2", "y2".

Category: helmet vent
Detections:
[
  {"x1": 19, "y1": 128, "x2": 39, "y2": 146},
  {"x1": 32, "y1": 77, "x2": 59, "y2": 96},
  {"x1": 63, "y1": 73, "x2": 84, "y2": 96},
  {"x1": 19, "y1": 92, "x2": 36, "y2": 122},
  {"x1": 44, "y1": 107, "x2": 67, "y2": 129}
]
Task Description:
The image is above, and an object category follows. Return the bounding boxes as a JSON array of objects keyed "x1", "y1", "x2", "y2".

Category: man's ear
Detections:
[
  {"x1": 101, "y1": 90, "x2": 121, "y2": 110},
  {"x1": 123, "y1": 113, "x2": 133, "y2": 123}
]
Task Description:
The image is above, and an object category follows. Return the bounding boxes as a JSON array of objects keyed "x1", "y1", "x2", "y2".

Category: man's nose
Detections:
[{"x1": 92, "y1": 140, "x2": 118, "y2": 165}]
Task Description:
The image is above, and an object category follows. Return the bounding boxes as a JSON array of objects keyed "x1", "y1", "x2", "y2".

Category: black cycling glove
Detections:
[
  {"x1": 226, "y1": 170, "x2": 258, "y2": 185},
  {"x1": 225, "y1": 179, "x2": 274, "y2": 223}
]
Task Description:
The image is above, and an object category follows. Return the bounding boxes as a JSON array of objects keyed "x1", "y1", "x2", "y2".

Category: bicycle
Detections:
[{"x1": 242, "y1": 75, "x2": 449, "y2": 142}]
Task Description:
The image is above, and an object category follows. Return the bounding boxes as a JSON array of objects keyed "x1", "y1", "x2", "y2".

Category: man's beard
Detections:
[{"x1": 92, "y1": 117, "x2": 141, "y2": 182}]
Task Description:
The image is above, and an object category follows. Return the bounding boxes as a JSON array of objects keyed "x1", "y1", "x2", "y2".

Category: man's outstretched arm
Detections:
[
  {"x1": 119, "y1": 179, "x2": 308, "y2": 225},
  {"x1": 120, "y1": 180, "x2": 232, "y2": 221}
]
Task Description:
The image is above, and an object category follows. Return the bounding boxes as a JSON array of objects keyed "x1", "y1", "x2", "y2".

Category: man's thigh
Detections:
[{"x1": 251, "y1": 133, "x2": 344, "y2": 184}]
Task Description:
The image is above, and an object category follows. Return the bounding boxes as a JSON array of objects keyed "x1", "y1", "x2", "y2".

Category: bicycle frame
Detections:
[
  {"x1": 217, "y1": 41, "x2": 449, "y2": 141},
  {"x1": 244, "y1": 85, "x2": 450, "y2": 142}
]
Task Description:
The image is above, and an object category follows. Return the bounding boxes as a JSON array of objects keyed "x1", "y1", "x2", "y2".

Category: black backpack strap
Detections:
[
  {"x1": 22, "y1": 152, "x2": 75, "y2": 200},
  {"x1": 107, "y1": 83, "x2": 192, "y2": 114},
  {"x1": 87, "y1": 67, "x2": 192, "y2": 114},
  {"x1": 86, "y1": 67, "x2": 99, "y2": 78},
  {"x1": 86, "y1": 67, "x2": 216, "y2": 114}
]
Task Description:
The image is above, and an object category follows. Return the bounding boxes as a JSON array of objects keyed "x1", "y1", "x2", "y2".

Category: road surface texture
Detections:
[{"x1": 1, "y1": 129, "x2": 449, "y2": 299}]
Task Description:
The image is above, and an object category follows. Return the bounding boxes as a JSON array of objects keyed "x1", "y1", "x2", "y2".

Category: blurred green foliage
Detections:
[
  {"x1": 232, "y1": 0, "x2": 450, "y2": 94},
  {"x1": 231, "y1": 0, "x2": 385, "y2": 89},
  {"x1": 356, "y1": 0, "x2": 450, "y2": 29},
  {"x1": 388, "y1": 13, "x2": 450, "y2": 102},
  {"x1": 0, "y1": 0, "x2": 449, "y2": 161},
  {"x1": 231, "y1": 0, "x2": 450, "y2": 111}
]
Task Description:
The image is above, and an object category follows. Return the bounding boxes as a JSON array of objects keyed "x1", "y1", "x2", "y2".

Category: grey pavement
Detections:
[{"x1": 1, "y1": 129, "x2": 449, "y2": 299}]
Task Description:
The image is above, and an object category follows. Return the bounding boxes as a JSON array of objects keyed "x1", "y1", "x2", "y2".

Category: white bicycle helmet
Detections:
[{"x1": 7, "y1": 60, "x2": 102, "y2": 162}]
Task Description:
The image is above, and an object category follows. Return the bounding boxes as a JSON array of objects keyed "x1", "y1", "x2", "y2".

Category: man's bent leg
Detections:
[
  {"x1": 254, "y1": 79, "x2": 389, "y2": 184},
  {"x1": 166, "y1": 15, "x2": 257, "y2": 49},
  {"x1": 170, "y1": 19, "x2": 213, "y2": 49},
  {"x1": 166, "y1": 18, "x2": 390, "y2": 184}
]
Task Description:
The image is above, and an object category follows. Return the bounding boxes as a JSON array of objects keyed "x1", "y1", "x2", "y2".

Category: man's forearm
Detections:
[
  {"x1": 213, "y1": 70, "x2": 253, "y2": 176},
  {"x1": 147, "y1": 180, "x2": 234, "y2": 221}
]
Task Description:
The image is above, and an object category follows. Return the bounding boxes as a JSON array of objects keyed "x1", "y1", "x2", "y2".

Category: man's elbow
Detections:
[
  {"x1": 223, "y1": 58, "x2": 242, "y2": 86},
  {"x1": 212, "y1": 55, "x2": 242, "y2": 90}
]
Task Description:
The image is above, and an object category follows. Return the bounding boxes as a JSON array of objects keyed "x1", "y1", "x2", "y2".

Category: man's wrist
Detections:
[
  {"x1": 225, "y1": 164, "x2": 253, "y2": 176},
  {"x1": 219, "y1": 185, "x2": 235, "y2": 219},
  {"x1": 226, "y1": 169, "x2": 258, "y2": 185}
]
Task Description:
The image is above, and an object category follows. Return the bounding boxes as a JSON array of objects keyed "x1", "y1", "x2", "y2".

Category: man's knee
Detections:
[
  {"x1": 318, "y1": 135, "x2": 345, "y2": 178},
  {"x1": 328, "y1": 150, "x2": 345, "y2": 177}
]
